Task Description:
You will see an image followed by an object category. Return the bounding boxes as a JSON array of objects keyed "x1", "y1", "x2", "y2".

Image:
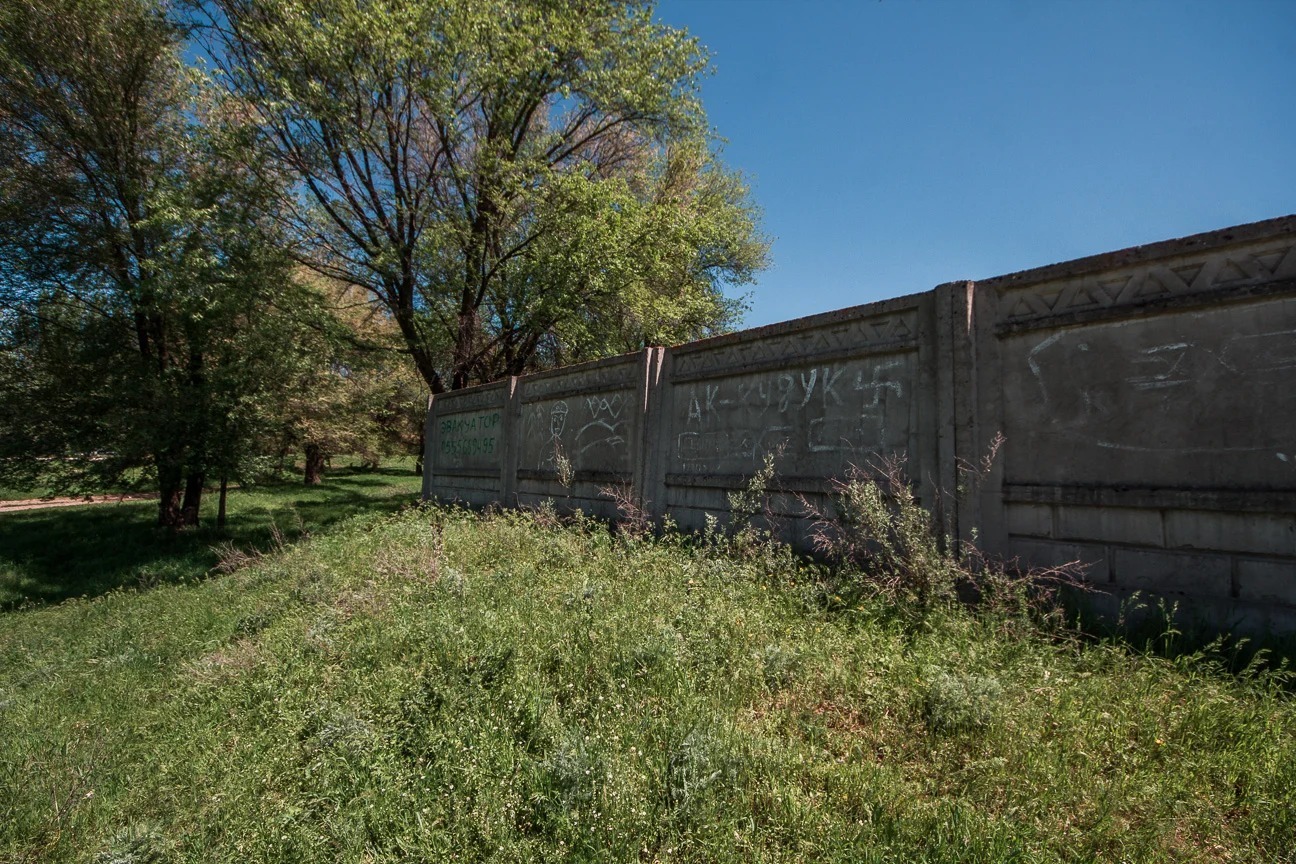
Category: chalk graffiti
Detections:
[
  {"x1": 677, "y1": 425, "x2": 792, "y2": 466},
  {"x1": 1126, "y1": 342, "x2": 1193, "y2": 391},
  {"x1": 519, "y1": 392, "x2": 632, "y2": 472},
  {"x1": 544, "y1": 401, "x2": 569, "y2": 466},
  {"x1": 675, "y1": 360, "x2": 909, "y2": 468},
  {"x1": 577, "y1": 393, "x2": 628, "y2": 455},
  {"x1": 1024, "y1": 323, "x2": 1296, "y2": 454},
  {"x1": 439, "y1": 410, "x2": 500, "y2": 461}
]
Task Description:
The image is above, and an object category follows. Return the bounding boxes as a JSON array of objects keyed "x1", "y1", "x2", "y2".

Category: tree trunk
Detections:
[
  {"x1": 181, "y1": 471, "x2": 204, "y2": 527},
  {"x1": 304, "y1": 443, "x2": 326, "y2": 485},
  {"x1": 217, "y1": 473, "x2": 229, "y2": 529},
  {"x1": 159, "y1": 486, "x2": 183, "y2": 529},
  {"x1": 414, "y1": 417, "x2": 425, "y2": 476},
  {"x1": 158, "y1": 460, "x2": 183, "y2": 530}
]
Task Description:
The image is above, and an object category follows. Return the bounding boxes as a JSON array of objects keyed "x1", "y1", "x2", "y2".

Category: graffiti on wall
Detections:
[
  {"x1": 1023, "y1": 318, "x2": 1296, "y2": 455},
  {"x1": 674, "y1": 357, "x2": 911, "y2": 473},
  {"x1": 439, "y1": 410, "x2": 501, "y2": 464},
  {"x1": 520, "y1": 392, "x2": 631, "y2": 471}
]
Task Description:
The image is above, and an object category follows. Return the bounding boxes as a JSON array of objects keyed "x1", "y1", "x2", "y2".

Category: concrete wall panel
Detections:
[
  {"x1": 426, "y1": 379, "x2": 511, "y2": 505},
  {"x1": 425, "y1": 214, "x2": 1296, "y2": 630},
  {"x1": 1110, "y1": 548, "x2": 1233, "y2": 599},
  {"x1": 513, "y1": 351, "x2": 655, "y2": 518},
  {"x1": 1007, "y1": 538, "x2": 1110, "y2": 585},
  {"x1": 1005, "y1": 502, "x2": 1053, "y2": 538},
  {"x1": 1163, "y1": 509, "x2": 1296, "y2": 557},
  {"x1": 657, "y1": 293, "x2": 936, "y2": 532},
  {"x1": 980, "y1": 216, "x2": 1296, "y2": 629},
  {"x1": 1055, "y1": 506, "x2": 1164, "y2": 548},
  {"x1": 1000, "y1": 298, "x2": 1296, "y2": 491},
  {"x1": 1237, "y1": 559, "x2": 1296, "y2": 605}
]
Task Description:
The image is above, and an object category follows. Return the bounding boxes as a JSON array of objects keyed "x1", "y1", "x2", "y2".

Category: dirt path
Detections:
[{"x1": 0, "y1": 493, "x2": 156, "y2": 514}]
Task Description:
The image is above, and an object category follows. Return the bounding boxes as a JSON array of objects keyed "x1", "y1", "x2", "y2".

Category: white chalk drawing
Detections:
[
  {"x1": 576, "y1": 393, "x2": 628, "y2": 454},
  {"x1": 549, "y1": 401, "x2": 569, "y2": 440},
  {"x1": 676, "y1": 425, "x2": 792, "y2": 466},
  {"x1": 687, "y1": 385, "x2": 720, "y2": 423},
  {"x1": 1126, "y1": 342, "x2": 1193, "y2": 391},
  {"x1": 1026, "y1": 333, "x2": 1064, "y2": 408},
  {"x1": 519, "y1": 393, "x2": 631, "y2": 472},
  {"x1": 543, "y1": 401, "x2": 569, "y2": 468},
  {"x1": 1024, "y1": 323, "x2": 1296, "y2": 454},
  {"x1": 675, "y1": 359, "x2": 909, "y2": 468}
]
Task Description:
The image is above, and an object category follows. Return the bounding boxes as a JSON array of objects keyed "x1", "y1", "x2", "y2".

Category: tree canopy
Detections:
[
  {"x1": 206, "y1": 0, "x2": 767, "y2": 390},
  {"x1": 0, "y1": 0, "x2": 766, "y2": 525},
  {"x1": 0, "y1": 0, "x2": 301, "y2": 526}
]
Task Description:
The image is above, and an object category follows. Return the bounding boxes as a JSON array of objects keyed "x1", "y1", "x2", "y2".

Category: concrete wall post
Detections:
[{"x1": 500, "y1": 376, "x2": 520, "y2": 507}]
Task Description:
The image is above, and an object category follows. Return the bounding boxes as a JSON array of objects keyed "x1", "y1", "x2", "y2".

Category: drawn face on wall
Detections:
[{"x1": 549, "y1": 401, "x2": 569, "y2": 440}]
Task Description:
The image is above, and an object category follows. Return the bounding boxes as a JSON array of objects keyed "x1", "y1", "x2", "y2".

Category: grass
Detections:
[
  {"x1": 0, "y1": 458, "x2": 422, "y2": 608},
  {"x1": 1, "y1": 505, "x2": 1292, "y2": 862}
]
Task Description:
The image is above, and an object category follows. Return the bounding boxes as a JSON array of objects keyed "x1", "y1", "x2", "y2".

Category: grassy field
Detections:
[
  {"x1": 1, "y1": 504, "x2": 1292, "y2": 863},
  {"x1": 0, "y1": 459, "x2": 421, "y2": 608}
]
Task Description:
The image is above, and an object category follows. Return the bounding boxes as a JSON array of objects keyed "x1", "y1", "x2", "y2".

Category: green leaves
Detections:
[
  {"x1": 0, "y1": 0, "x2": 765, "y2": 522},
  {"x1": 210, "y1": 0, "x2": 766, "y2": 388},
  {"x1": 0, "y1": 0, "x2": 309, "y2": 518}
]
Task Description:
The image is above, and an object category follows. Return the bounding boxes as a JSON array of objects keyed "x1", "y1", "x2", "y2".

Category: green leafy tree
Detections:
[
  {"x1": 0, "y1": 0, "x2": 296, "y2": 527},
  {"x1": 273, "y1": 279, "x2": 429, "y2": 485},
  {"x1": 206, "y1": 0, "x2": 767, "y2": 391}
]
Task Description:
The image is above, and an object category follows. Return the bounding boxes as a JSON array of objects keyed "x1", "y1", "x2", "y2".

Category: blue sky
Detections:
[{"x1": 654, "y1": 0, "x2": 1296, "y2": 328}]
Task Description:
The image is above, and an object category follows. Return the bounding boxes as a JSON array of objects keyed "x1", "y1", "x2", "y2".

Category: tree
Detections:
[
  {"x1": 205, "y1": 0, "x2": 767, "y2": 392},
  {"x1": 272, "y1": 278, "x2": 429, "y2": 486},
  {"x1": 0, "y1": 0, "x2": 296, "y2": 528},
  {"x1": 494, "y1": 137, "x2": 766, "y2": 372}
]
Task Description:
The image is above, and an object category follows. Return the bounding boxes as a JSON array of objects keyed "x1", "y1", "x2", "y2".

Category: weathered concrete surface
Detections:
[
  {"x1": 424, "y1": 378, "x2": 512, "y2": 508},
  {"x1": 651, "y1": 292, "x2": 939, "y2": 536},
  {"x1": 979, "y1": 215, "x2": 1296, "y2": 632},
  {"x1": 513, "y1": 350, "x2": 659, "y2": 519},
  {"x1": 426, "y1": 214, "x2": 1296, "y2": 632}
]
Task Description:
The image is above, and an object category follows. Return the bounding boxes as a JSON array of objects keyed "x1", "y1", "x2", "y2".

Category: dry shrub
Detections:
[
  {"x1": 802, "y1": 452, "x2": 1091, "y2": 623},
  {"x1": 209, "y1": 522, "x2": 294, "y2": 576},
  {"x1": 727, "y1": 450, "x2": 779, "y2": 536},
  {"x1": 598, "y1": 481, "x2": 653, "y2": 539},
  {"x1": 802, "y1": 457, "x2": 960, "y2": 614}
]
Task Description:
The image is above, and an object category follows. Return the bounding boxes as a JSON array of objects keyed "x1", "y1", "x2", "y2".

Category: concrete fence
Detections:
[{"x1": 425, "y1": 215, "x2": 1296, "y2": 631}]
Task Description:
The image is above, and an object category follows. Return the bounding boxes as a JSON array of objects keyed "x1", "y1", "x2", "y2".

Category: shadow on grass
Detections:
[
  {"x1": 0, "y1": 468, "x2": 421, "y2": 610},
  {"x1": 1060, "y1": 586, "x2": 1296, "y2": 684}
]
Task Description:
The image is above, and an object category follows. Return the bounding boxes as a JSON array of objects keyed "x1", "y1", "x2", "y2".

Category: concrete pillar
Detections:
[
  {"x1": 634, "y1": 347, "x2": 669, "y2": 522},
  {"x1": 500, "y1": 376, "x2": 520, "y2": 507},
  {"x1": 421, "y1": 391, "x2": 435, "y2": 501},
  {"x1": 933, "y1": 280, "x2": 978, "y2": 547}
]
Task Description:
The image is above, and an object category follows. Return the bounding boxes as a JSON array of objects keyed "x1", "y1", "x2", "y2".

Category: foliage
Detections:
[
  {"x1": 803, "y1": 458, "x2": 962, "y2": 615},
  {"x1": 1, "y1": 506, "x2": 1293, "y2": 861},
  {"x1": 725, "y1": 449, "x2": 778, "y2": 536},
  {"x1": 0, "y1": 0, "x2": 766, "y2": 539},
  {"x1": 270, "y1": 278, "x2": 429, "y2": 483},
  {"x1": 922, "y1": 667, "x2": 1004, "y2": 734},
  {"x1": 204, "y1": 0, "x2": 768, "y2": 391},
  {"x1": 800, "y1": 456, "x2": 1088, "y2": 625},
  {"x1": 0, "y1": 0, "x2": 298, "y2": 526}
]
